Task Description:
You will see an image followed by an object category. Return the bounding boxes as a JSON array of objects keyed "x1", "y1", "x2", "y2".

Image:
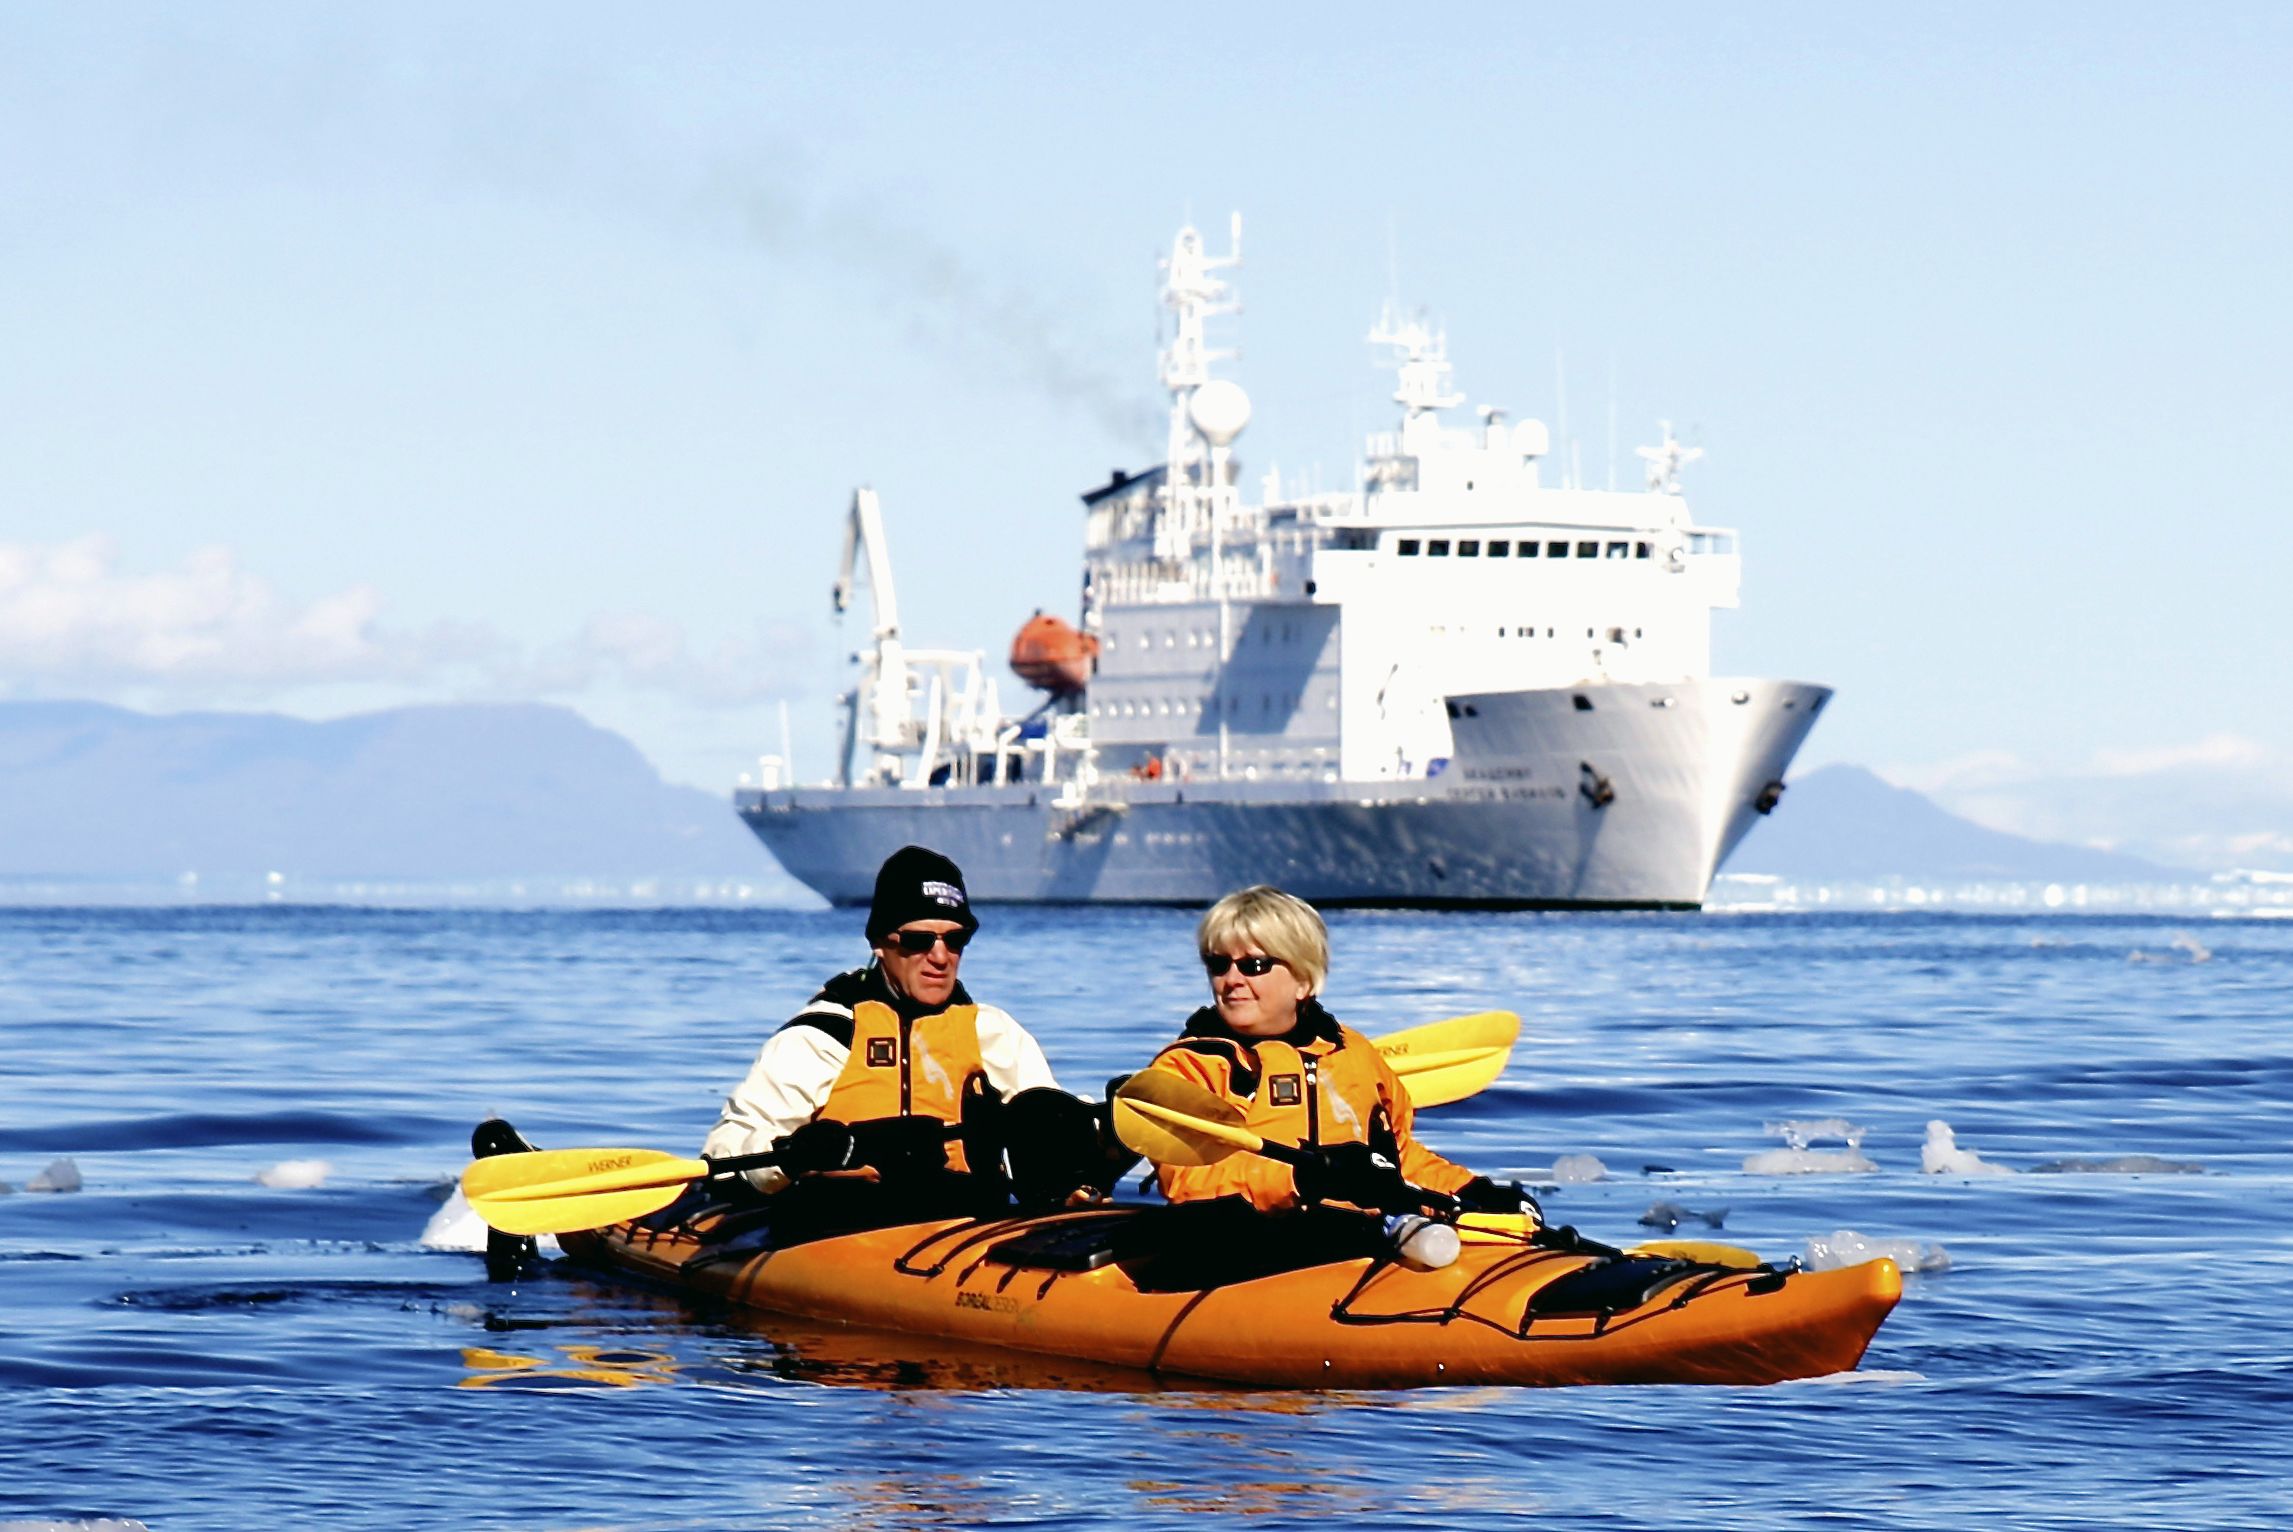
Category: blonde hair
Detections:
[{"x1": 1197, "y1": 885, "x2": 1329, "y2": 995}]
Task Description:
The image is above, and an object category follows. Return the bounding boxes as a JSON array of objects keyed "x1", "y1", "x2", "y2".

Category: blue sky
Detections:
[{"x1": 3, "y1": 5, "x2": 2287, "y2": 858}]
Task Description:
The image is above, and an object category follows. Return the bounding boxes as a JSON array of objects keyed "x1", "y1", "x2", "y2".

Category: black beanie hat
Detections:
[{"x1": 866, "y1": 845, "x2": 979, "y2": 944}]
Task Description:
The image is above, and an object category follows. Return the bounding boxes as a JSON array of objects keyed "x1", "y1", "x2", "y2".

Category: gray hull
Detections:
[{"x1": 740, "y1": 679, "x2": 1829, "y2": 909}]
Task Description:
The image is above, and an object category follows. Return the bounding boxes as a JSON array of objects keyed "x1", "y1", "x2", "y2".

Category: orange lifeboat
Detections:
[{"x1": 1009, "y1": 612, "x2": 1099, "y2": 696}]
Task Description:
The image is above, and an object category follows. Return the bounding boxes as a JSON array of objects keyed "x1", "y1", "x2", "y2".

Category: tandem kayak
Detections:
[{"x1": 557, "y1": 1197, "x2": 1900, "y2": 1389}]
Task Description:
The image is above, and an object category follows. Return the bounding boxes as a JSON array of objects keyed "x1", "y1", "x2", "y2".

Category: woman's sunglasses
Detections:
[
  {"x1": 1203, "y1": 953, "x2": 1281, "y2": 978},
  {"x1": 890, "y1": 927, "x2": 972, "y2": 955}
]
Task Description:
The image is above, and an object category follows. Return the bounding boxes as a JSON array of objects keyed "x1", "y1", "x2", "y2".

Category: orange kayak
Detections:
[{"x1": 559, "y1": 1201, "x2": 1900, "y2": 1388}]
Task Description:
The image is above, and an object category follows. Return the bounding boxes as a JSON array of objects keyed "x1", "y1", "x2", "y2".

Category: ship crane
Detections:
[{"x1": 830, "y1": 488, "x2": 1004, "y2": 789}]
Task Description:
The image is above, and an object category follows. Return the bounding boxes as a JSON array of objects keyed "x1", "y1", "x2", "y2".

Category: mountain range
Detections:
[
  {"x1": 0, "y1": 700, "x2": 2210, "y2": 895},
  {"x1": 0, "y1": 700, "x2": 786, "y2": 892},
  {"x1": 1718, "y1": 764, "x2": 2172, "y2": 884}
]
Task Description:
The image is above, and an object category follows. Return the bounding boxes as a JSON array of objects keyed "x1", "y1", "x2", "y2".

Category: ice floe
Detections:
[
  {"x1": 24, "y1": 1157, "x2": 82, "y2": 1193},
  {"x1": 1746, "y1": 1119, "x2": 1875, "y2": 1173},
  {"x1": 254, "y1": 1158, "x2": 332, "y2": 1189},
  {"x1": 1921, "y1": 1120, "x2": 2013, "y2": 1176},
  {"x1": 1549, "y1": 1153, "x2": 1608, "y2": 1183},
  {"x1": 1766, "y1": 1117, "x2": 1866, "y2": 1150},
  {"x1": 1803, "y1": 1228, "x2": 1951, "y2": 1274},
  {"x1": 2126, "y1": 931, "x2": 2212, "y2": 963}
]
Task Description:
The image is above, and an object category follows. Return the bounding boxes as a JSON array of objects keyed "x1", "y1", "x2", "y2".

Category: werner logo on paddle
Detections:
[{"x1": 584, "y1": 1153, "x2": 642, "y2": 1174}]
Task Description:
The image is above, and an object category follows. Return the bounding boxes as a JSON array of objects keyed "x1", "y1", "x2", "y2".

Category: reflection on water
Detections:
[
  {"x1": 458, "y1": 1342, "x2": 681, "y2": 1390},
  {"x1": 1128, "y1": 1475, "x2": 1378, "y2": 1519}
]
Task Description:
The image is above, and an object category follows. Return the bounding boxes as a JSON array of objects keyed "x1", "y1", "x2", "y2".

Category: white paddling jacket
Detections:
[{"x1": 701, "y1": 964, "x2": 1059, "y2": 1193}]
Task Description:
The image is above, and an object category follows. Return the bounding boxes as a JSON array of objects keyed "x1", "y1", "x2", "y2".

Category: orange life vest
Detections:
[
  {"x1": 1147, "y1": 1006, "x2": 1475, "y2": 1213},
  {"x1": 816, "y1": 998, "x2": 988, "y2": 1174}
]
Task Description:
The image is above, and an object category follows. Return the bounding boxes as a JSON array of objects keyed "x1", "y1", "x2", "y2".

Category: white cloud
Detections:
[
  {"x1": 0, "y1": 536, "x2": 480, "y2": 687},
  {"x1": 0, "y1": 538, "x2": 806, "y2": 709},
  {"x1": 2089, "y1": 734, "x2": 2272, "y2": 778}
]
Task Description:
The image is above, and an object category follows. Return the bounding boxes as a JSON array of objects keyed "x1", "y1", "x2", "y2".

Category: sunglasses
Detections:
[
  {"x1": 890, "y1": 927, "x2": 972, "y2": 956},
  {"x1": 1203, "y1": 953, "x2": 1281, "y2": 978}
]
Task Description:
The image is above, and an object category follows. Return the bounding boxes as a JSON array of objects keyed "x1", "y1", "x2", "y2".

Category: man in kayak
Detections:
[
  {"x1": 1144, "y1": 885, "x2": 1535, "y2": 1226},
  {"x1": 703, "y1": 844, "x2": 1106, "y2": 1226}
]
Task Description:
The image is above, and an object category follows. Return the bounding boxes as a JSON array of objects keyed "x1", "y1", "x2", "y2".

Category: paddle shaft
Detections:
[
  {"x1": 472, "y1": 1121, "x2": 964, "y2": 1206},
  {"x1": 1114, "y1": 1094, "x2": 1460, "y2": 1215}
]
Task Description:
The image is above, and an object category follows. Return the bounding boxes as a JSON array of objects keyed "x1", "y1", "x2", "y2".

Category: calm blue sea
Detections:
[{"x1": 3, "y1": 907, "x2": 2289, "y2": 1530}]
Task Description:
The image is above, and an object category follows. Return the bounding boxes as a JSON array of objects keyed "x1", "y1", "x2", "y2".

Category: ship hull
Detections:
[{"x1": 740, "y1": 679, "x2": 1828, "y2": 909}]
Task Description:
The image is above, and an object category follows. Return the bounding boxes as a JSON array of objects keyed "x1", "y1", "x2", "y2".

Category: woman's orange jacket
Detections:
[{"x1": 1145, "y1": 1001, "x2": 1477, "y2": 1213}]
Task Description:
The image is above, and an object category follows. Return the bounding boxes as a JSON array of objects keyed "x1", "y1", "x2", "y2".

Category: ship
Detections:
[{"x1": 736, "y1": 216, "x2": 1829, "y2": 908}]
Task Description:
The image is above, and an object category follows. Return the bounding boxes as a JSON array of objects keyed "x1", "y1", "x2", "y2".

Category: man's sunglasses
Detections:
[
  {"x1": 890, "y1": 927, "x2": 972, "y2": 955},
  {"x1": 1203, "y1": 953, "x2": 1281, "y2": 978}
]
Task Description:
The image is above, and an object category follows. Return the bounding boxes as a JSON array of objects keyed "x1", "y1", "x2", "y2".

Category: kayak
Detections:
[{"x1": 557, "y1": 1197, "x2": 1900, "y2": 1388}]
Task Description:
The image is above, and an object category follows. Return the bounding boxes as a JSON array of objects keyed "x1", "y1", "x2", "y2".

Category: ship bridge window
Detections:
[
  {"x1": 1576, "y1": 540, "x2": 1598, "y2": 558},
  {"x1": 1547, "y1": 540, "x2": 1568, "y2": 558},
  {"x1": 1487, "y1": 540, "x2": 1510, "y2": 556},
  {"x1": 1397, "y1": 538, "x2": 1421, "y2": 556},
  {"x1": 1606, "y1": 541, "x2": 1628, "y2": 559},
  {"x1": 1458, "y1": 539, "x2": 1480, "y2": 556},
  {"x1": 1573, "y1": 694, "x2": 1594, "y2": 711},
  {"x1": 1635, "y1": 541, "x2": 1651, "y2": 558},
  {"x1": 1428, "y1": 539, "x2": 1451, "y2": 556}
]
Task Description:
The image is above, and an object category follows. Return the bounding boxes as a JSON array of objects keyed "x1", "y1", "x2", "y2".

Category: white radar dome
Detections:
[
  {"x1": 1188, "y1": 379, "x2": 1252, "y2": 446},
  {"x1": 1512, "y1": 419, "x2": 1551, "y2": 458}
]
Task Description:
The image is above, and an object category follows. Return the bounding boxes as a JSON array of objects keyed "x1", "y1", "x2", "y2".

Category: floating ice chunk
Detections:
[
  {"x1": 24, "y1": 1157, "x2": 82, "y2": 1193},
  {"x1": 255, "y1": 1158, "x2": 332, "y2": 1190},
  {"x1": 2031, "y1": 1154, "x2": 2204, "y2": 1174},
  {"x1": 1764, "y1": 1117, "x2": 1866, "y2": 1151},
  {"x1": 1637, "y1": 1200, "x2": 1728, "y2": 1231},
  {"x1": 421, "y1": 1185, "x2": 490, "y2": 1252},
  {"x1": 1921, "y1": 1120, "x2": 2013, "y2": 1176},
  {"x1": 2128, "y1": 932, "x2": 2214, "y2": 964},
  {"x1": 1743, "y1": 1147, "x2": 1877, "y2": 1174},
  {"x1": 1550, "y1": 1153, "x2": 1608, "y2": 1183},
  {"x1": 1804, "y1": 1228, "x2": 1950, "y2": 1273}
]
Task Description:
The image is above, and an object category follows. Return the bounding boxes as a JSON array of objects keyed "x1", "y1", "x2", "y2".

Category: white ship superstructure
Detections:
[{"x1": 738, "y1": 217, "x2": 1828, "y2": 908}]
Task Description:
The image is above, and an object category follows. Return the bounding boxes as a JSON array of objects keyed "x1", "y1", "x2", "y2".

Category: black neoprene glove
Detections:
[
  {"x1": 1293, "y1": 1142, "x2": 1417, "y2": 1213},
  {"x1": 848, "y1": 1115, "x2": 950, "y2": 1177},
  {"x1": 774, "y1": 1119, "x2": 859, "y2": 1174},
  {"x1": 1456, "y1": 1176, "x2": 1542, "y2": 1219}
]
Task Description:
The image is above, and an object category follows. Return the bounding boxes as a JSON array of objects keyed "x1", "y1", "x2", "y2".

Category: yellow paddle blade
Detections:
[
  {"x1": 1371, "y1": 1011, "x2": 1521, "y2": 1109},
  {"x1": 1631, "y1": 1238, "x2": 1765, "y2": 1269},
  {"x1": 459, "y1": 1147, "x2": 707, "y2": 1237},
  {"x1": 1110, "y1": 1070, "x2": 1258, "y2": 1168},
  {"x1": 1372, "y1": 1010, "x2": 1523, "y2": 1061}
]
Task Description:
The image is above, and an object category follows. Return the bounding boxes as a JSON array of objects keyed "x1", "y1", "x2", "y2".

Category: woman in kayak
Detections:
[{"x1": 1144, "y1": 885, "x2": 1535, "y2": 1221}]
